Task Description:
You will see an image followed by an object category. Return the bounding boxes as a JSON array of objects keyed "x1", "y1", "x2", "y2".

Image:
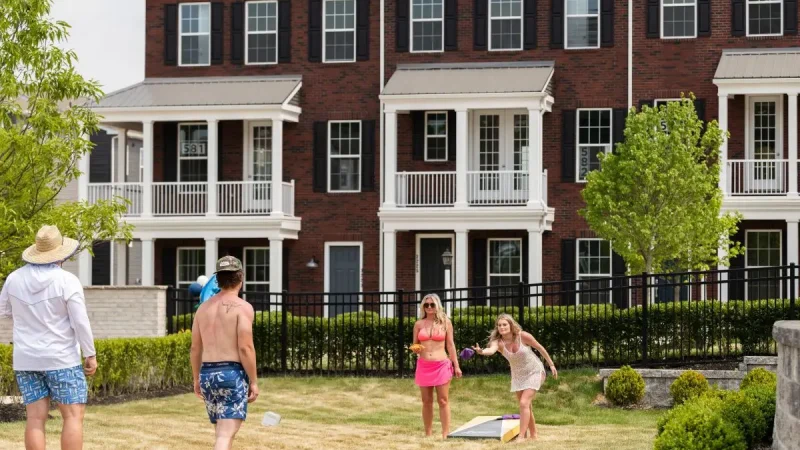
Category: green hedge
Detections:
[
  {"x1": 0, "y1": 332, "x2": 192, "y2": 397},
  {"x1": 169, "y1": 299, "x2": 791, "y2": 372}
]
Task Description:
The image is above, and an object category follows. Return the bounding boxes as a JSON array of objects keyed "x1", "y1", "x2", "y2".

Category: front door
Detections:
[
  {"x1": 747, "y1": 97, "x2": 782, "y2": 193},
  {"x1": 418, "y1": 237, "x2": 454, "y2": 293},
  {"x1": 246, "y1": 122, "x2": 272, "y2": 213},
  {"x1": 471, "y1": 111, "x2": 529, "y2": 204},
  {"x1": 328, "y1": 245, "x2": 361, "y2": 317}
]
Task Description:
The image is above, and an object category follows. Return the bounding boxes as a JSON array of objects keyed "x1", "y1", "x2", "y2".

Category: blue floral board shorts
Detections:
[
  {"x1": 199, "y1": 361, "x2": 250, "y2": 424},
  {"x1": 15, "y1": 366, "x2": 88, "y2": 405}
]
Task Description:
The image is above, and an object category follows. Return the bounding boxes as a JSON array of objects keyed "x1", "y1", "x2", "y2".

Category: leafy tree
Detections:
[
  {"x1": 0, "y1": 0, "x2": 132, "y2": 281},
  {"x1": 580, "y1": 94, "x2": 742, "y2": 275}
]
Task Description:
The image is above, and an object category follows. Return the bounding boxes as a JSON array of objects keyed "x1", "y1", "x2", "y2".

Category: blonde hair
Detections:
[
  {"x1": 418, "y1": 293, "x2": 448, "y2": 326},
  {"x1": 488, "y1": 314, "x2": 523, "y2": 344}
]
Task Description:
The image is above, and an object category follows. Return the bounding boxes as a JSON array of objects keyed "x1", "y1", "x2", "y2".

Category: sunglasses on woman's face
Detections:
[{"x1": 423, "y1": 303, "x2": 436, "y2": 309}]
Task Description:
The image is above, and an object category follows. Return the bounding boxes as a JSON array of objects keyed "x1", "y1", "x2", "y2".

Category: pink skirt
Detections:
[{"x1": 415, "y1": 358, "x2": 453, "y2": 387}]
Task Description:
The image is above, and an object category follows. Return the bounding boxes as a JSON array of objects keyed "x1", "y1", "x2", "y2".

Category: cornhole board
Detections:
[{"x1": 447, "y1": 416, "x2": 520, "y2": 443}]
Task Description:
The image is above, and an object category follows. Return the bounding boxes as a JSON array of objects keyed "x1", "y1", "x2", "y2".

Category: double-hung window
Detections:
[
  {"x1": 576, "y1": 109, "x2": 611, "y2": 182},
  {"x1": 425, "y1": 112, "x2": 448, "y2": 161},
  {"x1": 662, "y1": 0, "x2": 696, "y2": 39},
  {"x1": 654, "y1": 99, "x2": 681, "y2": 133},
  {"x1": 411, "y1": 0, "x2": 444, "y2": 52},
  {"x1": 178, "y1": 124, "x2": 209, "y2": 183},
  {"x1": 566, "y1": 0, "x2": 600, "y2": 49},
  {"x1": 179, "y1": 3, "x2": 211, "y2": 66},
  {"x1": 747, "y1": 0, "x2": 782, "y2": 37},
  {"x1": 328, "y1": 121, "x2": 361, "y2": 192},
  {"x1": 745, "y1": 230, "x2": 781, "y2": 300},
  {"x1": 489, "y1": 0, "x2": 523, "y2": 51},
  {"x1": 246, "y1": 1, "x2": 278, "y2": 64},
  {"x1": 177, "y1": 248, "x2": 205, "y2": 290},
  {"x1": 244, "y1": 247, "x2": 270, "y2": 296},
  {"x1": 577, "y1": 239, "x2": 611, "y2": 304},
  {"x1": 324, "y1": 0, "x2": 356, "y2": 62}
]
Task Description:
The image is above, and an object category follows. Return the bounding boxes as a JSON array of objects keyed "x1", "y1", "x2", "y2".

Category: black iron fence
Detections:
[{"x1": 167, "y1": 265, "x2": 798, "y2": 376}]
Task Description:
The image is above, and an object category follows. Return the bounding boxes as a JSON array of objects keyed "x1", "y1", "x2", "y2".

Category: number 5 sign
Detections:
[{"x1": 181, "y1": 142, "x2": 207, "y2": 157}]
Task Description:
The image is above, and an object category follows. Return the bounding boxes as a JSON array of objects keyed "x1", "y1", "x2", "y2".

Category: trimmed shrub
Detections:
[
  {"x1": 742, "y1": 384, "x2": 777, "y2": 440},
  {"x1": 741, "y1": 368, "x2": 777, "y2": 391},
  {"x1": 670, "y1": 370, "x2": 709, "y2": 405},
  {"x1": 654, "y1": 397, "x2": 746, "y2": 450},
  {"x1": 707, "y1": 390, "x2": 767, "y2": 447},
  {"x1": 605, "y1": 365, "x2": 645, "y2": 406}
]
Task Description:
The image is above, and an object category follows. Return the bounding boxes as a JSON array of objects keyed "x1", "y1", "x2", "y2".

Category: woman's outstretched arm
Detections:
[
  {"x1": 522, "y1": 332, "x2": 557, "y2": 378},
  {"x1": 473, "y1": 339, "x2": 500, "y2": 356}
]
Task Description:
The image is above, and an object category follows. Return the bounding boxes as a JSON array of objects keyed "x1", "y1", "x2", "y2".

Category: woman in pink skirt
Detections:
[
  {"x1": 410, "y1": 293, "x2": 462, "y2": 438},
  {"x1": 472, "y1": 314, "x2": 557, "y2": 441}
]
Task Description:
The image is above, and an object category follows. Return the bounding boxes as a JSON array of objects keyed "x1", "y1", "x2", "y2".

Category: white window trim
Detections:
[
  {"x1": 575, "y1": 238, "x2": 613, "y2": 305},
  {"x1": 744, "y1": 229, "x2": 782, "y2": 301},
  {"x1": 243, "y1": 246, "x2": 271, "y2": 291},
  {"x1": 488, "y1": 0, "x2": 524, "y2": 52},
  {"x1": 575, "y1": 108, "x2": 613, "y2": 183},
  {"x1": 245, "y1": 0, "x2": 279, "y2": 65},
  {"x1": 564, "y1": 0, "x2": 601, "y2": 50},
  {"x1": 322, "y1": 0, "x2": 357, "y2": 63},
  {"x1": 424, "y1": 111, "x2": 448, "y2": 162},
  {"x1": 410, "y1": 0, "x2": 445, "y2": 53},
  {"x1": 486, "y1": 238, "x2": 523, "y2": 285},
  {"x1": 323, "y1": 241, "x2": 364, "y2": 318},
  {"x1": 327, "y1": 120, "x2": 362, "y2": 193},
  {"x1": 654, "y1": 98, "x2": 683, "y2": 107},
  {"x1": 176, "y1": 247, "x2": 205, "y2": 287},
  {"x1": 746, "y1": 0, "x2": 783, "y2": 38},
  {"x1": 660, "y1": 0, "x2": 698, "y2": 40},
  {"x1": 178, "y1": 2, "x2": 212, "y2": 67},
  {"x1": 177, "y1": 122, "x2": 209, "y2": 185},
  {"x1": 414, "y1": 233, "x2": 455, "y2": 291},
  {"x1": 745, "y1": 95, "x2": 783, "y2": 161}
]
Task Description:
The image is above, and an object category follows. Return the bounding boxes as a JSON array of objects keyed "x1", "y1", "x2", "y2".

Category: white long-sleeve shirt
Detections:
[{"x1": 0, "y1": 264, "x2": 96, "y2": 371}]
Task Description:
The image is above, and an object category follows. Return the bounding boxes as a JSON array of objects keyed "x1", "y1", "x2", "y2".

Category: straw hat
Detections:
[{"x1": 21, "y1": 225, "x2": 80, "y2": 264}]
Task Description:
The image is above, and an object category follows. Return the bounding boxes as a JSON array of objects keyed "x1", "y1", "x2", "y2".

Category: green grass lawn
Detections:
[{"x1": 0, "y1": 369, "x2": 662, "y2": 449}]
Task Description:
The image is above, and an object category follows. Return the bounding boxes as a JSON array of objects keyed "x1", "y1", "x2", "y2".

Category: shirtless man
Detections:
[{"x1": 190, "y1": 256, "x2": 259, "y2": 450}]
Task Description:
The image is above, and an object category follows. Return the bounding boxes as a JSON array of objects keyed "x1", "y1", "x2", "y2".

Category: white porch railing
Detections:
[
  {"x1": 467, "y1": 171, "x2": 529, "y2": 205},
  {"x1": 217, "y1": 181, "x2": 272, "y2": 215},
  {"x1": 396, "y1": 172, "x2": 457, "y2": 206},
  {"x1": 152, "y1": 182, "x2": 208, "y2": 216},
  {"x1": 727, "y1": 160, "x2": 789, "y2": 196},
  {"x1": 282, "y1": 181, "x2": 295, "y2": 216},
  {"x1": 87, "y1": 183, "x2": 144, "y2": 216}
]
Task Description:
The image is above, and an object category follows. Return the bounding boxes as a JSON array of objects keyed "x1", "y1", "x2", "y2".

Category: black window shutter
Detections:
[
  {"x1": 732, "y1": 0, "x2": 745, "y2": 36},
  {"x1": 91, "y1": 241, "x2": 112, "y2": 286},
  {"x1": 561, "y1": 239, "x2": 576, "y2": 305},
  {"x1": 600, "y1": 0, "x2": 614, "y2": 46},
  {"x1": 278, "y1": 0, "x2": 292, "y2": 62},
  {"x1": 472, "y1": 238, "x2": 488, "y2": 288},
  {"x1": 639, "y1": 99, "x2": 654, "y2": 111},
  {"x1": 211, "y1": 3, "x2": 224, "y2": 64},
  {"x1": 217, "y1": 122, "x2": 225, "y2": 181},
  {"x1": 313, "y1": 122, "x2": 328, "y2": 192},
  {"x1": 561, "y1": 109, "x2": 576, "y2": 182},
  {"x1": 550, "y1": 0, "x2": 564, "y2": 48},
  {"x1": 231, "y1": 2, "x2": 245, "y2": 64},
  {"x1": 163, "y1": 248, "x2": 177, "y2": 288},
  {"x1": 728, "y1": 229, "x2": 745, "y2": 301},
  {"x1": 282, "y1": 246, "x2": 291, "y2": 292},
  {"x1": 164, "y1": 4, "x2": 178, "y2": 65},
  {"x1": 89, "y1": 131, "x2": 113, "y2": 183},
  {"x1": 309, "y1": 0, "x2": 323, "y2": 62},
  {"x1": 522, "y1": 235, "x2": 529, "y2": 283},
  {"x1": 396, "y1": 0, "x2": 410, "y2": 51},
  {"x1": 611, "y1": 251, "x2": 627, "y2": 308},
  {"x1": 412, "y1": 111, "x2": 425, "y2": 160},
  {"x1": 361, "y1": 120, "x2": 376, "y2": 191},
  {"x1": 474, "y1": 0, "x2": 488, "y2": 50},
  {"x1": 163, "y1": 123, "x2": 178, "y2": 182},
  {"x1": 785, "y1": 0, "x2": 798, "y2": 35},
  {"x1": 698, "y1": 0, "x2": 711, "y2": 36},
  {"x1": 523, "y1": 0, "x2": 537, "y2": 49},
  {"x1": 612, "y1": 108, "x2": 627, "y2": 151},
  {"x1": 445, "y1": 0, "x2": 458, "y2": 51},
  {"x1": 447, "y1": 111, "x2": 456, "y2": 161},
  {"x1": 646, "y1": 0, "x2": 659, "y2": 38},
  {"x1": 356, "y1": 0, "x2": 370, "y2": 60},
  {"x1": 693, "y1": 98, "x2": 706, "y2": 123}
]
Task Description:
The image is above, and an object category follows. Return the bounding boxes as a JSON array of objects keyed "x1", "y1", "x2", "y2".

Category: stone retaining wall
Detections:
[
  {"x1": 772, "y1": 321, "x2": 800, "y2": 450},
  {"x1": 599, "y1": 368, "x2": 745, "y2": 408}
]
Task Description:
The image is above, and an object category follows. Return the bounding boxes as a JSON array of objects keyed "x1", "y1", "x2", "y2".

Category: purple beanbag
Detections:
[
  {"x1": 502, "y1": 414, "x2": 520, "y2": 420},
  {"x1": 459, "y1": 348, "x2": 475, "y2": 360}
]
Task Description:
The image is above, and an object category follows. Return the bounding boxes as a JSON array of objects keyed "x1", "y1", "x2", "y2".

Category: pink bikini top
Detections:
[{"x1": 418, "y1": 323, "x2": 446, "y2": 342}]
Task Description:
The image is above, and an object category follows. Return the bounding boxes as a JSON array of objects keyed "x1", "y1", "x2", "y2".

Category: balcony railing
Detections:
[
  {"x1": 395, "y1": 170, "x2": 542, "y2": 207},
  {"x1": 727, "y1": 159, "x2": 789, "y2": 196},
  {"x1": 88, "y1": 183, "x2": 144, "y2": 216},
  {"x1": 396, "y1": 172, "x2": 456, "y2": 207},
  {"x1": 282, "y1": 181, "x2": 295, "y2": 216},
  {"x1": 153, "y1": 182, "x2": 208, "y2": 216},
  {"x1": 217, "y1": 181, "x2": 271, "y2": 215},
  {"x1": 467, "y1": 170, "x2": 529, "y2": 205}
]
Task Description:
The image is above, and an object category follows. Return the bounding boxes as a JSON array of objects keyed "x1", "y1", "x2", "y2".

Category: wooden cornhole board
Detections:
[{"x1": 447, "y1": 415, "x2": 520, "y2": 443}]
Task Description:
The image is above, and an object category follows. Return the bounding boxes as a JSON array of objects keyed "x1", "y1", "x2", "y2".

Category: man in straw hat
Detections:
[
  {"x1": 0, "y1": 225, "x2": 97, "y2": 450},
  {"x1": 191, "y1": 255, "x2": 258, "y2": 450}
]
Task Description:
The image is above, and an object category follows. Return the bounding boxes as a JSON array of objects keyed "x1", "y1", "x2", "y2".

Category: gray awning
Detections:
[
  {"x1": 92, "y1": 76, "x2": 302, "y2": 109},
  {"x1": 715, "y1": 48, "x2": 800, "y2": 80},
  {"x1": 382, "y1": 61, "x2": 554, "y2": 96}
]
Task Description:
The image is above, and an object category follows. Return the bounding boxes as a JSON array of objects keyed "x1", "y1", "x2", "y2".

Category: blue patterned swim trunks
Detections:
[
  {"x1": 15, "y1": 366, "x2": 88, "y2": 405},
  {"x1": 199, "y1": 361, "x2": 250, "y2": 424}
]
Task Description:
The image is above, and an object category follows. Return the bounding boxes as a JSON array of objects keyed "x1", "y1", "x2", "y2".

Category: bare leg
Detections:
[
  {"x1": 528, "y1": 390, "x2": 538, "y2": 439},
  {"x1": 435, "y1": 382, "x2": 451, "y2": 439},
  {"x1": 515, "y1": 390, "x2": 535, "y2": 441},
  {"x1": 24, "y1": 398, "x2": 49, "y2": 450},
  {"x1": 213, "y1": 419, "x2": 243, "y2": 450},
  {"x1": 419, "y1": 387, "x2": 434, "y2": 437},
  {"x1": 57, "y1": 403, "x2": 86, "y2": 450}
]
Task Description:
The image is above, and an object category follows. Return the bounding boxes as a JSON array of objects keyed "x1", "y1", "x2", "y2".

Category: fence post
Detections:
[
  {"x1": 791, "y1": 263, "x2": 797, "y2": 321},
  {"x1": 166, "y1": 287, "x2": 176, "y2": 334},
  {"x1": 641, "y1": 272, "x2": 649, "y2": 363},
  {"x1": 397, "y1": 290, "x2": 405, "y2": 377},
  {"x1": 517, "y1": 282, "x2": 525, "y2": 330},
  {"x1": 280, "y1": 291, "x2": 288, "y2": 372}
]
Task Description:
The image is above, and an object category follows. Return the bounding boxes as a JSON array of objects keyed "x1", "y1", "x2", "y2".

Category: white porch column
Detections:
[
  {"x1": 114, "y1": 242, "x2": 127, "y2": 285},
  {"x1": 384, "y1": 112, "x2": 397, "y2": 207},
  {"x1": 205, "y1": 238, "x2": 219, "y2": 280},
  {"x1": 77, "y1": 144, "x2": 90, "y2": 202},
  {"x1": 271, "y1": 119, "x2": 284, "y2": 216},
  {"x1": 142, "y1": 121, "x2": 154, "y2": 217},
  {"x1": 141, "y1": 238, "x2": 155, "y2": 286},
  {"x1": 528, "y1": 230, "x2": 543, "y2": 284},
  {"x1": 527, "y1": 108, "x2": 543, "y2": 207},
  {"x1": 718, "y1": 95, "x2": 729, "y2": 194},
  {"x1": 116, "y1": 129, "x2": 127, "y2": 183},
  {"x1": 269, "y1": 239, "x2": 283, "y2": 294},
  {"x1": 206, "y1": 119, "x2": 219, "y2": 216},
  {"x1": 455, "y1": 230, "x2": 468, "y2": 289},
  {"x1": 788, "y1": 93, "x2": 798, "y2": 196},
  {"x1": 455, "y1": 109, "x2": 469, "y2": 207},
  {"x1": 383, "y1": 230, "x2": 396, "y2": 317},
  {"x1": 717, "y1": 246, "x2": 728, "y2": 302},
  {"x1": 78, "y1": 250, "x2": 91, "y2": 286}
]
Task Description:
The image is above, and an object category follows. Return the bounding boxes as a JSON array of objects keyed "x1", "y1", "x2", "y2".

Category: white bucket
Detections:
[{"x1": 261, "y1": 411, "x2": 281, "y2": 426}]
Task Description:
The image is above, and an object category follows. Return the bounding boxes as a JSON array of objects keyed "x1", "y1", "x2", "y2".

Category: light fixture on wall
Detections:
[{"x1": 306, "y1": 256, "x2": 318, "y2": 269}]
